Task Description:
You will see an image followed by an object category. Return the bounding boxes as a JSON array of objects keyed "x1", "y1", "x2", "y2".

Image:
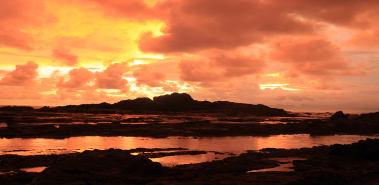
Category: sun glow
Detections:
[
  {"x1": 41, "y1": 90, "x2": 57, "y2": 95},
  {"x1": 259, "y1": 84, "x2": 300, "y2": 91},
  {"x1": 265, "y1": 73, "x2": 281, "y2": 77},
  {"x1": 130, "y1": 60, "x2": 145, "y2": 66}
]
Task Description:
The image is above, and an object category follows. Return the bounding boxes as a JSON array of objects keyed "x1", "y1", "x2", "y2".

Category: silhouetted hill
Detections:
[
  {"x1": 0, "y1": 106, "x2": 34, "y2": 111},
  {"x1": 39, "y1": 92, "x2": 292, "y2": 116}
]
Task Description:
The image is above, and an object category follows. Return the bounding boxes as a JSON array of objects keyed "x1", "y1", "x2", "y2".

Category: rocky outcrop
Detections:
[
  {"x1": 330, "y1": 111, "x2": 349, "y2": 121},
  {"x1": 0, "y1": 106, "x2": 34, "y2": 111},
  {"x1": 329, "y1": 138, "x2": 379, "y2": 161},
  {"x1": 113, "y1": 97, "x2": 166, "y2": 110},
  {"x1": 357, "y1": 111, "x2": 379, "y2": 122}
]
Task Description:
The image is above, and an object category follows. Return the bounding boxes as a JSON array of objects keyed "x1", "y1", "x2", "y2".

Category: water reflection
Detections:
[
  {"x1": 0, "y1": 167, "x2": 47, "y2": 175},
  {"x1": 151, "y1": 152, "x2": 228, "y2": 167},
  {"x1": 1, "y1": 135, "x2": 378, "y2": 166},
  {"x1": 20, "y1": 166, "x2": 47, "y2": 173},
  {"x1": 2, "y1": 135, "x2": 379, "y2": 155},
  {"x1": 247, "y1": 158, "x2": 307, "y2": 173}
]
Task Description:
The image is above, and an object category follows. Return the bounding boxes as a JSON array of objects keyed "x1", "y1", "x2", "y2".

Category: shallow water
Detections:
[
  {"x1": 1, "y1": 134, "x2": 378, "y2": 166},
  {"x1": 20, "y1": 166, "x2": 47, "y2": 173},
  {"x1": 247, "y1": 157, "x2": 307, "y2": 173}
]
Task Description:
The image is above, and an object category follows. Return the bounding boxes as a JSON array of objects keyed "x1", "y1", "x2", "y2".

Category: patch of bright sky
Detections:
[
  {"x1": 37, "y1": 67, "x2": 73, "y2": 77},
  {"x1": 41, "y1": 90, "x2": 57, "y2": 95},
  {"x1": 265, "y1": 73, "x2": 281, "y2": 77},
  {"x1": 259, "y1": 84, "x2": 300, "y2": 91},
  {"x1": 26, "y1": 0, "x2": 166, "y2": 69}
]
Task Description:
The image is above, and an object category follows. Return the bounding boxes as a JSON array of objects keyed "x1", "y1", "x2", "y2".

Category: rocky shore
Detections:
[
  {"x1": 0, "y1": 109, "x2": 378, "y2": 138},
  {"x1": 1, "y1": 93, "x2": 379, "y2": 184}
]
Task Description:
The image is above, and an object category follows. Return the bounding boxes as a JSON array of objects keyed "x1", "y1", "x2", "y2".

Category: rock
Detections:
[
  {"x1": 0, "y1": 106, "x2": 34, "y2": 112},
  {"x1": 30, "y1": 149, "x2": 163, "y2": 185},
  {"x1": 37, "y1": 106, "x2": 59, "y2": 112},
  {"x1": 357, "y1": 111, "x2": 379, "y2": 122},
  {"x1": 153, "y1": 92, "x2": 197, "y2": 111},
  {"x1": 113, "y1": 97, "x2": 166, "y2": 111},
  {"x1": 153, "y1": 92, "x2": 194, "y2": 105},
  {"x1": 29, "y1": 92, "x2": 295, "y2": 116},
  {"x1": 330, "y1": 111, "x2": 348, "y2": 121},
  {"x1": 329, "y1": 138, "x2": 379, "y2": 161},
  {"x1": 286, "y1": 170, "x2": 349, "y2": 185}
]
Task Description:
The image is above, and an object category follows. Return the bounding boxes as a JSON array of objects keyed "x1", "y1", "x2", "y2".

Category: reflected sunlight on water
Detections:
[
  {"x1": 1, "y1": 135, "x2": 379, "y2": 166},
  {"x1": 20, "y1": 166, "x2": 47, "y2": 173}
]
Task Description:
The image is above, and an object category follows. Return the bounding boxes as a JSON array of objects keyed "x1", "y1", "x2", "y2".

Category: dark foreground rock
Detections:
[
  {"x1": 357, "y1": 111, "x2": 379, "y2": 122},
  {"x1": 30, "y1": 149, "x2": 162, "y2": 185},
  {"x1": 330, "y1": 111, "x2": 349, "y2": 121}
]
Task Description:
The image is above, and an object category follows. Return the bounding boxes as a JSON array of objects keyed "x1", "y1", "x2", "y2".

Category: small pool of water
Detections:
[
  {"x1": 20, "y1": 166, "x2": 47, "y2": 173},
  {"x1": 247, "y1": 157, "x2": 307, "y2": 173},
  {"x1": 0, "y1": 166, "x2": 47, "y2": 175}
]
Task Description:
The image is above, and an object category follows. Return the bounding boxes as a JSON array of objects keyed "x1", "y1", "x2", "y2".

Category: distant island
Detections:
[{"x1": 27, "y1": 92, "x2": 293, "y2": 117}]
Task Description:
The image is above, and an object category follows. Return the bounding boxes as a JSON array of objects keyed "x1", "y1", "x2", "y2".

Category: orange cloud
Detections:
[
  {"x1": 57, "y1": 67, "x2": 94, "y2": 89},
  {"x1": 82, "y1": 0, "x2": 158, "y2": 21},
  {"x1": 0, "y1": 86, "x2": 43, "y2": 100},
  {"x1": 0, "y1": 29, "x2": 35, "y2": 50},
  {"x1": 0, "y1": 61, "x2": 39, "y2": 86},
  {"x1": 277, "y1": 0, "x2": 379, "y2": 28},
  {"x1": 349, "y1": 26, "x2": 379, "y2": 48},
  {"x1": 52, "y1": 47, "x2": 79, "y2": 66},
  {"x1": 57, "y1": 62, "x2": 130, "y2": 91},
  {"x1": 95, "y1": 62, "x2": 129, "y2": 90},
  {"x1": 179, "y1": 51, "x2": 266, "y2": 83},
  {"x1": 0, "y1": 0, "x2": 55, "y2": 28},
  {"x1": 0, "y1": 0, "x2": 56, "y2": 50},
  {"x1": 54, "y1": 36, "x2": 123, "y2": 52},
  {"x1": 133, "y1": 65, "x2": 166, "y2": 87},
  {"x1": 269, "y1": 38, "x2": 367, "y2": 89},
  {"x1": 139, "y1": 0, "x2": 314, "y2": 54}
]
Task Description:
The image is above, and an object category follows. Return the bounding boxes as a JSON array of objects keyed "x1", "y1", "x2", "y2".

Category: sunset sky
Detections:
[{"x1": 1, "y1": 0, "x2": 379, "y2": 112}]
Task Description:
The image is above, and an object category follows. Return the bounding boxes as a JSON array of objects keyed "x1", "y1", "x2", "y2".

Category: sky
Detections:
[{"x1": 1, "y1": 0, "x2": 379, "y2": 113}]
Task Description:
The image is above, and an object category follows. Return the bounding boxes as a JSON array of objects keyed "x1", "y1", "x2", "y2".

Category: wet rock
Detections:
[
  {"x1": 0, "y1": 106, "x2": 34, "y2": 112},
  {"x1": 37, "y1": 106, "x2": 59, "y2": 112},
  {"x1": 111, "y1": 121, "x2": 121, "y2": 124},
  {"x1": 121, "y1": 155, "x2": 162, "y2": 174},
  {"x1": 286, "y1": 170, "x2": 349, "y2": 185},
  {"x1": 5, "y1": 119, "x2": 18, "y2": 127},
  {"x1": 30, "y1": 149, "x2": 163, "y2": 185},
  {"x1": 329, "y1": 138, "x2": 379, "y2": 161},
  {"x1": 330, "y1": 111, "x2": 349, "y2": 121},
  {"x1": 0, "y1": 172, "x2": 37, "y2": 185},
  {"x1": 357, "y1": 111, "x2": 379, "y2": 122}
]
